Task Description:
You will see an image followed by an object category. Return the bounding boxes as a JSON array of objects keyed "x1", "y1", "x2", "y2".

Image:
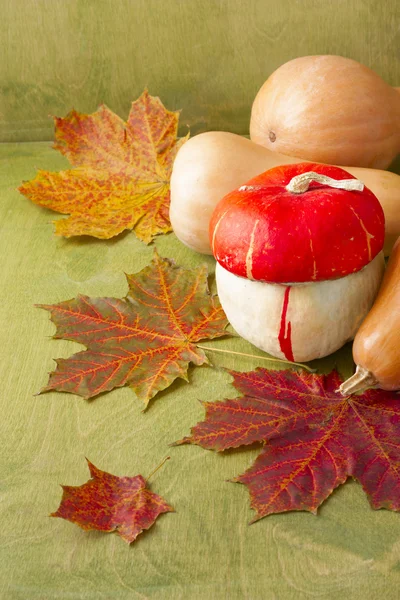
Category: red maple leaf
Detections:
[
  {"x1": 38, "y1": 251, "x2": 228, "y2": 405},
  {"x1": 51, "y1": 458, "x2": 173, "y2": 544},
  {"x1": 176, "y1": 369, "x2": 400, "y2": 521}
]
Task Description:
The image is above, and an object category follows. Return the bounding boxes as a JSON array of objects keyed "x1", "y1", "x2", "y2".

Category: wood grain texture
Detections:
[
  {"x1": 1, "y1": 0, "x2": 399, "y2": 142},
  {"x1": 2, "y1": 1, "x2": 400, "y2": 596},
  {"x1": 2, "y1": 142, "x2": 400, "y2": 599}
]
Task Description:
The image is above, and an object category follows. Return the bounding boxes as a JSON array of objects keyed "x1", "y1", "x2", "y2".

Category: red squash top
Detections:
[{"x1": 209, "y1": 163, "x2": 385, "y2": 283}]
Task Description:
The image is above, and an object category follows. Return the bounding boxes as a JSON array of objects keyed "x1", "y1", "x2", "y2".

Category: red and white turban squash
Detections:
[{"x1": 209, "y1": 163, "x2": 385, "y2": 362}]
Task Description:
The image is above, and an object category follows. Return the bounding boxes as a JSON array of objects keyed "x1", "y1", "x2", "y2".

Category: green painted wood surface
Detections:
[
  {"x1": 1, "y1": 0, "x2": 400, "y2": 142},
  {"x1": 2, "y1": 0, "x2": 400, "y2": 597},
  {"x1": 2, "y1": 142, "x2": 400, "y2": 600}
]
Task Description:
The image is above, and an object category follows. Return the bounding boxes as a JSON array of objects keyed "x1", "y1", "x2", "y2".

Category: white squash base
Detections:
[{"x1": 216, "y1": 252, "x2": 385, "y2": 362}]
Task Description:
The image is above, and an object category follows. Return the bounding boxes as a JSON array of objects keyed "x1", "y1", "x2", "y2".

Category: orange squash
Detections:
[
  {"x1": 250, "y1": 55, "x2": 400, "y2": 169},
  {"x1": 339, "y1": 237, "x2": 400, "y2": 394},
  {"x1": 209, "y1": 165, "x2": 385, "y2": 362}
]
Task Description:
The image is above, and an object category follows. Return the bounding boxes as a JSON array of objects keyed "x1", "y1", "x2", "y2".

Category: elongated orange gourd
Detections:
[{"x1": 339, "y1": 237, "x2": 400, "y2": 394}]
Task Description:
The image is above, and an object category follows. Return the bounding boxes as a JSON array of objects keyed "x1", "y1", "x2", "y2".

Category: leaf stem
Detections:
[
  {"x1": 146, "y1": 456, "x2": 171, "y2": 483},
  {"x1": 197, "y1": 344, "x2": 315, "y2": 372}
]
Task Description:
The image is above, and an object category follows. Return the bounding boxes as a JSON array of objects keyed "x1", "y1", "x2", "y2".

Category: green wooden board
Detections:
[
  {"x1": 2, "y1": 142, "x2": 400, "y2": 600},
  {"x1": 2, "y1": 0, "x2": 400, "y2": 597},
  {"x1": 1, "y1": 0, "x2": 400, "y2": 142}
]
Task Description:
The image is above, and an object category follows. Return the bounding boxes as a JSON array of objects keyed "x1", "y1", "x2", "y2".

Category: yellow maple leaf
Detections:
[{"x1": 19, "y1": 91, "x2": 188, "y2": 242}]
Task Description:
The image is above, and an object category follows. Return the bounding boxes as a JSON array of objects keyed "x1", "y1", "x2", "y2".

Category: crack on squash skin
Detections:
[
  {"x1": 348, "y1": 206, "x2": 375, "y2": 262},
  {"x1": 245, "y1": 219, "x2": 260, "y2": 279},
  {"x1": 210, "y1": 211, "x2": 227, "y2": 256},
  {"x1": 305, "y1": 224, "x2": 317, "y2": 281}
]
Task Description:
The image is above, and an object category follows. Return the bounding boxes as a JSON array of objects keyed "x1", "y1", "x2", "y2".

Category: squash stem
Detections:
[
  {"x1": 337, "y1": 365, "x2": 378, "y2": 396},
  {"x1": 286, "y1": 171, "x2": 364, "y2": 194},
  {"x1": 197, "y1": 344, "x2": 315, "y2": 372}
]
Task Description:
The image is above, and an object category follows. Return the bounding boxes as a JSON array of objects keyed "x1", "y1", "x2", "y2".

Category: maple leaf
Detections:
[
  {"x1": 19, "y1": 90, "x2": 188, "y2": 242},
  {"x1": 51, "y1": 458, "x2": 173, "y2": 543},
  {"x1": 176, "y1": 369, "x2": 400, "y2": 521},
  {"x1": 39, "y1": 252, "x2": 228, "y2": 405}
]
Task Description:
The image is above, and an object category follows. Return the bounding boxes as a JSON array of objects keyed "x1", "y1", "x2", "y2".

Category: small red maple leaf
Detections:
[
  {"x1": 51, "y1": 458, "x2": 174, "y2": 543},
  {"x1": 176, "y1": 369, "x2": 400, "y2": 521}
]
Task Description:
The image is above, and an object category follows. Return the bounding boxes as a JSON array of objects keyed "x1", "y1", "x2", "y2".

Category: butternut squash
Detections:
[
  {"x1": 170, "y1": 132, "x2": 400, "y2": 255},
  {"x1": 339, "y1": 237, "x2": 400, "y2": 395},
  {"x1": 250, "y1": 55, "x2": 400, "y2": 169}
]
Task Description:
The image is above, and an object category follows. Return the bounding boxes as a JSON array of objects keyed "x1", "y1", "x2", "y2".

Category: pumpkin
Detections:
[
  {"x1": 169, "y1": 132, "x2": 400, "y2": 255},
  {"x1": 250, "y1": 55, "x2": 400, "y2": 169},
  {"x1": 209, "y1": 164, "x2": 385, "y2": 362}
]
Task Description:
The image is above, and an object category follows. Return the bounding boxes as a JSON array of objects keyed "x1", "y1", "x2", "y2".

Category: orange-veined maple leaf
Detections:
[
  {"x1": 39, "y1": 252, "x2": 229, "y2": 405},
  {"x1": 19, "y1": 90, "x2": 188, "y2": 242},
  {"x1": 176, "y1": 369, "x2": 400, "y2": 521},
  {"x1": 51, "y1": 458, "x2": 173, "y2": 544}
]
